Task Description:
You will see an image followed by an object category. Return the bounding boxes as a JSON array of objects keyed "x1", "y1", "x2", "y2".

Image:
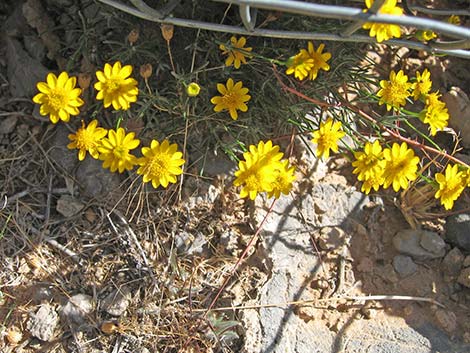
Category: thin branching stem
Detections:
[
  {"x1": 272, "y1": 64, "x2": 470, "y2": 168},
  {"x1": 204, "y1": 199, "x2": 277, "y2": 315}
]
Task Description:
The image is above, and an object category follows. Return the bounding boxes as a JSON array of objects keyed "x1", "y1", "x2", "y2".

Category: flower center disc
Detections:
[
  {"x1": 106, "y1": 79, "x2": 121, "y2": 94},
  {"x1": 76, "y1": 130, "x2": 95, "y2": 149},
  {"x1": 113, "y1": 146, "x2": 128, "y2": 159},
  {"x1": 48, "y1": 90, "x2": 66, "y2": 110},
  {"x1": 149, "y1": 155, "x2": 170, "y2": 177}
]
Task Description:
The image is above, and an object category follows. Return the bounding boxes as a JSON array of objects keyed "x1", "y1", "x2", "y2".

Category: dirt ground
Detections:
[{"x1": 1, "y1": 0, "x2": 470, "y2": 352}]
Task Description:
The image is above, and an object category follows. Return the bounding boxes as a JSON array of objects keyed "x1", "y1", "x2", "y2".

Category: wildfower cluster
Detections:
[
  {"x1": 31, "y1": 36, "x2": 468, "y2": 211},
  {"x1": 71, "y1": 124, "x2": 184, "y2": 188},
  {"x1": 33, "y1": 62, "x2": 185, "y2": 189},
  {"x1": 353, "y1": 141, "x2": 419, "y2": 193},
  {"x1": 351, "y1": 140, "x2": 470, "y2": 210},
  {"x1": 377, "y1": 68, "x2": 449, "y2": 136},
  {"x1": 362, "y1": 0, "x2": 451, "y2": 44},
  {"x1": 234, "y1": 141, "x2": 296, "y2": 200},
  {"x1": 286, "y1": 42, "x2": 331, "y2": 81}
]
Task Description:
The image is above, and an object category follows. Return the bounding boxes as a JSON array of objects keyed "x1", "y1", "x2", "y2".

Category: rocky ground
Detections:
[{"x1": 1, "y1": 0, "x2": 470, "y2": 352}]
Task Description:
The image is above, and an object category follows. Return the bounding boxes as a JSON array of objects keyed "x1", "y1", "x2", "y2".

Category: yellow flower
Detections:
[
  {"x1": 425, "y1": 91, "x2": 444, "y2": 107},
  {"x1": 219, "y1": 36, "x2": 252, "y2": 69},
  {"x1": 94, "y1": 62, "x2": 138, "y2": 110},
  {"x1": 187, "y1": 82, "x2": 201, "y2": 97},
  {"x1": 420, "y1": 92, "x2": 449, "y2": 136},
  {"x1": 416, "y1": 30, "x2": 437, "y2": 42},
  {"x1": 306, "y1": 42, "x2": 331, "y2": 81},
  {"x1": 234, "y1": 140, "x2": 283, "y2": 200},
  {"x1": 311, "y1": 118, "x2": 345, "y2": 159},
  {"x1": 434, "y1": 164, "x2": 465, "y2": 210},
  {"x1": 447, "y1": 15, "x2": 461, "y2": 26},
  {"x1": 248, "y1": 139, "x2": 283, "y2": 162},
  {"x1": 286, "y1": 50, "x2": 314, "y2": 81},
  {"x1": 352, "y1": 140, "x2": 386, "y2": 181},
  {"x1": 412, "y1": 69, "x2": 432, "y2": 101},
  {"x1": 137, "y1": 140, "x2": 185, "y2": 189},
  {"x1": 32, "y1": 72, "x2": 84, "y2": 124},
  {"x1": 67, "y1": 119, "x2": 107, "y2": 161},
  {"x1": 360, "y1": 171, "x2": 385, "y2": 194},
  {"x1": 382, "y1": 142, "x2": 419, "y2": 192},
  {"x1": 377, "y1": 70, "x2": 412, "y2": 111},
  {"x1": 211, "y1": 78, "x2": 250, "y2": 120},
  {"x1": 363, "y1": 0, "x2": 403, "y2": 43},
  {"x1": 98, "y1": 127, "x2": 140, "y2": 173},
  {"x1": 463, "y1": 169, "x2": 470, "y2": 187},
  {"x1": 268, "y1": 160, "x2": 296, "y2": 199}
]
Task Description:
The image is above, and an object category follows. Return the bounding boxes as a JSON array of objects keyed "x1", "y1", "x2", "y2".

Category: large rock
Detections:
[
  {"x1": 101, "y1": 287, "x2": 131, "y2": 317},
  {"x1": 441, "y1": 248, "x2": 464, "y2": 277},
  {"x1": 252, "y1": 183, "x2": 369, "y2": 352},
  {"x1": 443, "y1": 87, "x2": 470, "y2": 148},
  {"x1": 393, "y1": 255, "x2": 417, "y2": 277},
  {"x1": 75, "y1": 156, "x2": 122, "y2": 197},
  {"x1": 457, "y1": 267, "x2": 470, "y2": 288},
  {"x1": 27, "y1": 304, "x2": 59, "y2": 341},
  {"x1": 245, "y1": 181, "x2": 470, "y2": 352},
  {"x1": 48, "y1": 124, "x2": 79, "y2": 174},
  {"x1": 62, "y1": 294, "x2": 94, "y2": 326},
  {"x1": 445, "y1": 213, "x2": 470, "y2": 251},
  {"x1": 0, "y1": 116, "x2": 18, "y2": 135},
  {"x1": 393, "y1": 229, "x2": 445, "y2": 260}
]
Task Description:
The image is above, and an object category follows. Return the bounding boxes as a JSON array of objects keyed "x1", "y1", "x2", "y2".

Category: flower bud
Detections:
[
  {"x1": 101, "y1": 321, "x2": 120, "y2": 334},
  {"x1": 78, "y1": 73, "x2": 91, "y2": 90},
  {"x1": 186, "y1": 82, "x2": 201, "y2": 97},
  {"x1": 161, "y1": 24, "x2": 174, "y2": 42},
  {"x1": 447, "y1": 15, "x2": 461, "y2": 26},
  {"x1": 127, "y1": 28, "x2": 139, "y2": 45},
  {"x1": 140, "y1": 63, "x2": 153, "y2": 80},
  {"x1": 415, "y1": 30, "x2": 437, "y2": 42}
]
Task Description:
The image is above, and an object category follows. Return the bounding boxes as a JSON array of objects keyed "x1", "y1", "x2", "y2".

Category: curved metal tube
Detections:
[
  {"x1": 96, "y1": 0, "x2": 470, "y2": 59},
  {"x1": 239, "y1": 4, "x2": 258, "y2": 31}
]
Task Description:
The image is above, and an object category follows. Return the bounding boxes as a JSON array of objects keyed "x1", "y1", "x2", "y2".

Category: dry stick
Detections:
[
  {"x1": 272, "y1": 65, "x2": 470, "y2": 169},
  {"x1": 166, "y1": 40, "x2": 176, "y2": 73},
  {"x1": 204, "y1": 199, "x2": 277, "y2": 316},
  {"x1": 44, "y1": 174, "x2": 53, "y2": 226},
  {"x1": 108, "y1": 209, "x2": 151, "y2": 268},
  {"x1": 45, "y1": 238, "x2": 81, "y2": 264},
  {"x1": 178, "y1": 114, "x2": 190, "y2": 204},
  {"x1": 197, "y1": 294, "x2": 445, "y2": 313},
  {"x1": 27, "y1": 223, "x2": 82, "y2": 263}
]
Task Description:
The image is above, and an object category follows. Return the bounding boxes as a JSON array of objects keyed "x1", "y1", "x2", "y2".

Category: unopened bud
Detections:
[
  {"x1": 78, "y1": 73, "x2": 91, "y2": 90},
  {"x1": 186, "y1": 82, "x2": 201, "y2": 97},
  {"x1": 415, "y1": 29, "x2": 437, "y2": 42},
  {"x1": 101, "y1": 321, "x2": 120, "y2": 334},
  {"x1": 140, "y1": 63, "x2": 153, "y2": 79},
  {"x1": 161, "y1": 24, "x2": 174, "y2": 42},
  {"x1": 447, "y1": 15, "x2": 461, "y2": 26},
  {"x1": 127, "y1": 28, "x2": 140, "y2": 45}
]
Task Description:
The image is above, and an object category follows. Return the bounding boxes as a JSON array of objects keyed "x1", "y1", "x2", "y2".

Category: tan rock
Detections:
[{"x1": 443, "y1": 87, "x2": 470, "y2": 148}]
